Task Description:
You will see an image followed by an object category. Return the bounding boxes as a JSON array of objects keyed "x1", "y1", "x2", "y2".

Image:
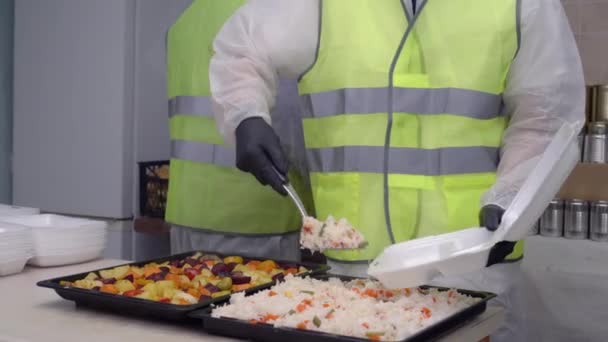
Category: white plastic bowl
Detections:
[
  {"x1": 28, "y1": 248, "x2": 104, "y2": 267},
  {"x1": 0, "y1": 257, "x2": 29, "y2": 276},
  {"x1": 0, "y1": 204, "x2": 40, "y2": 217}
]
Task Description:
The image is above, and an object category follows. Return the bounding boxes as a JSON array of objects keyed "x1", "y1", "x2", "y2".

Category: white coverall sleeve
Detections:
[
  {"x1": 209, "y1": 1, "x2": 318, "y2": 144},
  {"x1": 481, "y1": 0, "x2": 586, "y2": 210}
]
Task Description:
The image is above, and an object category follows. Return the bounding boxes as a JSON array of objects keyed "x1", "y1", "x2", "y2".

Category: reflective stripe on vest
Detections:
[
  {"x1": 169, "y1": 96, "x2": 213, "y2": 118},
  {"x1": 307, "y1": 145, "x2": 498, "y2": 175},
  {"x1": 298, "y1": 0, "x2": 521, "y2": 262},
  {"x1": 171, "y1": 139, "x2": 235, "y2": 167},
  {"x1": 308, "y1": 87, "x2": 502, "y2": 119}
]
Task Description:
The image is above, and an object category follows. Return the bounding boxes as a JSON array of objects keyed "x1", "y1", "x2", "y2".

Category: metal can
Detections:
[
  {"x1": 539, "y1": 199, "x2": 564, "y2": 237},
  {"x1": 583, "y1": 122, "x2": 607, "y2": 163},
  {"x1": 564, "y1": 199, "x2": 589, "y2": 240},
  {"x1": 595, "y1": 85, "x2": 608, "y2": 122},
  {"x1": 590, "y1": 201, "x2": 608, "y2": 242},
  {"x1": 587, "y1": 85, "x2": 597, "y2": 123},
  {"x1": 578, "y1": 128, "x2": 585, "y2": 162}
]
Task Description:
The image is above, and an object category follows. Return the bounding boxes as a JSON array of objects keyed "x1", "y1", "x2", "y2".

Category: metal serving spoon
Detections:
[{"x1": 271, "y1": 167, "x2": 367, "y2": 250}]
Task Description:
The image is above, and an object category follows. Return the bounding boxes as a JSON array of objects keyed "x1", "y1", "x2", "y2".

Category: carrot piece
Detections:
[
  {"x1": 143, "y1": 267, "x2": 161, "y2": 278},
  {"x1": 268, "y1": 290, "x2": 278, "y2": 297},
  {"x1": 285, "y1": 268, "x2": 298, "y2": 275},
  {"x1": 204, "y1": 260, "x2": 215, "y2": 269},
  {"x1": 368, "y1": 335, "x2": 381, "y2": 341},
  {"x1": 296, "y1": 303, "x2": 308, "y2": 312},
  {"x1": 199, "y1": 287, "x2": 212, "y2": 297},
  {"x1": 232, "y1": 284, "x2": 252, "y2": 292},
  {"x1": 187, "y1": 288, "x2": 200, "y2": 298},
  {"x1": 261, "y1": 314, "x2": 280, "y2": 322},
  {"x1": 100, "y1": 284, "x2": 119, "y2": 295},
  {"x1": 404, "y1": 288, "x2": 412, "y2": 297},
  {"x1": 322, "y1": 303, "x2": 330, "y2": 308},
  {"x1": 296, "y1": 321, "x2": 309, "y2": 330},
  {"x1": 363, "y1": 289, "x2": 378, "y2": 298},
  {"x1": 165, "y1": 273, "x2": 180, "y2": 286},
  {"x1": 246, "y1": 260, "x2": 261, "y2": 269},
  {"x1": 421, "y1": 307, "x2": 432, "y2": 319},
  {"x1": 249, "y1": 319, "x2": 259, "y2": 325},
  {"x1": 362, "y1": 322, "x2": 370, "y2": 329}
]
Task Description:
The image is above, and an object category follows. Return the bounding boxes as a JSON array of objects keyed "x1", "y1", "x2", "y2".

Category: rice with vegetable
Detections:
[
  {"x1": 300, "y1": 216, "x2": 367, "y2": 252},
  {"x1": 211, "y1": 275, "x2": 480, "y2": 341}
]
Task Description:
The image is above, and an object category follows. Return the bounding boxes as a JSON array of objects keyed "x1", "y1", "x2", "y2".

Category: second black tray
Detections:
[{"x1": 190, "y1": 274, "x2": 497, "y2": 342}]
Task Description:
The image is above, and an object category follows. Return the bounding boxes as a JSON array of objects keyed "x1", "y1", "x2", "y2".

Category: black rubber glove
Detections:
[
  {"x1": 480, "y1": 204, "x2": 516, "y2": 267},
  {"x1": 235, "y1": 117, "x2": 288, "y2": 196}
]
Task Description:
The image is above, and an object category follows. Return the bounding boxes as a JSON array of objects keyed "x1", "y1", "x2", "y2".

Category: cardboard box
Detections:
[{"x1": 557, "y1": 163, "x2": 608, "y2": 200}]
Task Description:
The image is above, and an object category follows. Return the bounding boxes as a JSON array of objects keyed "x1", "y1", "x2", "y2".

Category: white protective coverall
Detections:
[{"x1": 209, "y1": 1, "x2": 585, "y2": 341}]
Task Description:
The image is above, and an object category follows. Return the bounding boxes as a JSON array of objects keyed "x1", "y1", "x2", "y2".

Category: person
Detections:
[
  {"x1": 165, "y1": 0, "x2": 313, "y2": 261},
  {"x1": 209, "y1": 1, "x2": 585, "y2": 341}
]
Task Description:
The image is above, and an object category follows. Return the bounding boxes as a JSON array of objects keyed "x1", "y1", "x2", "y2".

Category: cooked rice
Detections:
[
  {"x1": 212, "y1": 275, "x2": 480, "y2": 341},
  {"x1": 300, "y1": 216, "x2": 366, "y2": 252}
]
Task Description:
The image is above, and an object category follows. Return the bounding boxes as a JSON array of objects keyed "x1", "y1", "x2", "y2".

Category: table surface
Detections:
[{"x1": 0, "y1": 259, "x2": 504, "y2": 342}]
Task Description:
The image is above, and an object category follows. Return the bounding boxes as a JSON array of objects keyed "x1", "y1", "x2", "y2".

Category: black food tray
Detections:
[
  {"x1": 189, "y1": 274, "x2": 497, "y2": 342},
  {"x1": 36, "y1": 251, "x2": 329, "y2": 321}
]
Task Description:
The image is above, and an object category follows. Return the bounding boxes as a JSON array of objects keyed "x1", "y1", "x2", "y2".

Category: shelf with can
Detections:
[{"x1": 533, "y1": 85, "x2": 608, "y2": 243}]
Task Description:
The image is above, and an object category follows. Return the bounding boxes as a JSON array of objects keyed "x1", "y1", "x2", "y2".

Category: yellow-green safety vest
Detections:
[
  {"x1": 165, "y1": 0, "x2": 310, "y2": 235},
  {"x1": 298, "y1": 0, "x2": 524, "y2": 262}
]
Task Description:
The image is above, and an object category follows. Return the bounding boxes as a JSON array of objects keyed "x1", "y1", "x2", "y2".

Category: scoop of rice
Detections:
[
  {"x1": 300, "y1": 216, "x2": 367, "y2": 252},
  {"x1": 212, "y1": 275, "x2": 480, "y2": 341}
]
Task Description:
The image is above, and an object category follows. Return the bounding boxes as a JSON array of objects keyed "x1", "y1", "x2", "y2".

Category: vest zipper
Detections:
[{"x1": 384, "y1": 0, "x2": 429, "y2": 245}]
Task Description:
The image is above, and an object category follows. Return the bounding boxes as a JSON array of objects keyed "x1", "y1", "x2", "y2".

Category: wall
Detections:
[
  {"x1": 13, "y1": 0, "x2": 136, "y2": 218},
  {"x1": 0, "y1": 0, "x2": 13, "y2": 204},
  {"x1": 562, "y1": 0, "x2": 608, "y2": 84}
]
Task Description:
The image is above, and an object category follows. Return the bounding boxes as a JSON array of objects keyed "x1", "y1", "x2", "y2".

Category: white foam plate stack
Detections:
[
  {"x1": 0, "y1": 214, "x2": 108, "y2": 267},
  {"x1": 0, "y1": 204, "x2": 40, "y2": 217},
  {"x1": 0, "y1": 223, "x2": 34, "y2": 276}
]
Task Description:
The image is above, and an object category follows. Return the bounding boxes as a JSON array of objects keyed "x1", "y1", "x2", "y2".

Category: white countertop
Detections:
[{"x1": 0, "y1": 259, "x2": 504, "y2": 342}]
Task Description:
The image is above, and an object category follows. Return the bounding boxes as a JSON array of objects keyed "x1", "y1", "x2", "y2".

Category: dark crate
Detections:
[{"x1": 138, "y1": 160, "x2": 169, "y2": 218}]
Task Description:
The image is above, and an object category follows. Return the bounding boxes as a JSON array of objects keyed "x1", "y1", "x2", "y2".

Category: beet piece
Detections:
[
  {"x1": 184, "y1": 267, "x2": 201, "y2": 280},
  {"x1": 92, "y1": 286, "x2": 101, "y2": 291},
  {"x1": 101, "y1": 278, "x2": 116, "y2": 284},
  {"x1": 170, "y1": 259, "x2": 180, "y2": 267},
  {"x1": 146, "y1": 272, "x2": 165, "y2": 281},
  {"x1": 185, "y1": 257, "x2": 200, "y2": 266},
  {"x1": 225, "y1": 262, "x2": 237, "y2": 272},
  {"x1": 123, "y1": 274, "x2": 134, "y2": 283},
  {"x1": 205, "y1": 284, "x2": 220, "y2": 293},
  {"x1": 231, "y1": 275, "x2": 252, "y2": 285},
  {"x1": 211, "y1": 263, "x2": 230, "y2": 276},
  {"x1": 199, "y1": 295, "x2": 212, "y2": 302},
  {"x1": 159, "y1": 266, "x2": 171, "y2": 273}
]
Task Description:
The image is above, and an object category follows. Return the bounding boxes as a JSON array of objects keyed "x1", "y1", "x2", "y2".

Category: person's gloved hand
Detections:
[
  {"x1": 479, "y1": 204, "x2": 505, "y2": 231},
  {"x1": 480, "y1": 204, "x2": 516, "y2": 267},
  {"x1": 235, "y1": 117, "x2": 288, "y2": 196}
]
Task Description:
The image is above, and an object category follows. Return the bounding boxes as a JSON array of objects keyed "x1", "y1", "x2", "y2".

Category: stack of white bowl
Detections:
[
  {"x1": 0, "y1": 214, "x2": 108, "y2": 267},
  {"x1": 0, "y1": 223, "x2": 34, "y2": 276},
  {"x1": 0, "y1": 204, "x2": 40, "y2": 217}
]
